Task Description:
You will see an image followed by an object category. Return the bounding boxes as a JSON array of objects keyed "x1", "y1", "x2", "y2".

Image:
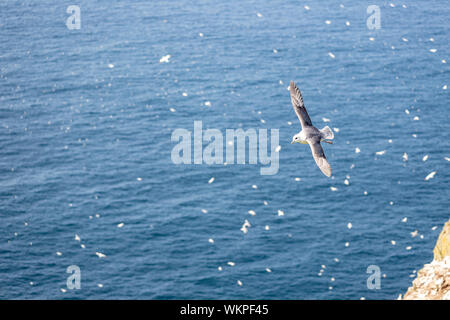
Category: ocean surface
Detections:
[{"x1": 0, "y1": 0, "x2": 449, "y2": 300}]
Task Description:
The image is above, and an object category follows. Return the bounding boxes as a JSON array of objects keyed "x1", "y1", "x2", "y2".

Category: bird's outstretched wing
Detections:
[
  {"x1": 289, "y1": 81, "x2": 313, "y2": 128},
  {"x1": 307, "y1": 138, "x2": 332, "y2": 177}
]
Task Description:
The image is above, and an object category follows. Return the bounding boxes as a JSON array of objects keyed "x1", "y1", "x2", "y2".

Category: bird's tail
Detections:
[{"x1": 320, "y1": 126, "x2": 334, "y2": 140}]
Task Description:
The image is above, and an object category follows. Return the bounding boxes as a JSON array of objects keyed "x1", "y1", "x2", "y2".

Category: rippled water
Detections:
[{"x1": 0, "y1": 1, "x2": 449, "y2": 299}]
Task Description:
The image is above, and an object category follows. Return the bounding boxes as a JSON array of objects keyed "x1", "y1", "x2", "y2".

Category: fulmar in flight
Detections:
[{"x1": 289, "y1": 81, "x2": 334, "y2": 177}]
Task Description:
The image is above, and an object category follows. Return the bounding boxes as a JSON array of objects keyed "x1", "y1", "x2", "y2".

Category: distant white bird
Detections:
[
  {"x1": 159, "y1": 55, "x2": 171, "y2": 63},
  {"x1": 289, "y1": 81, "x2": 334, "y2": 177},
  {"x1": 240, "y1": 220, "x2": 251, "y2": 234},
  {"x1": 425, "y1": 171, "x2": 436, "y2": 181},
  {"x1": 403, "y1": 153, "x2": 408, "y2": 161},
  {"x1": 95, "y1": 252, "x2": 107, "y2": 258}
]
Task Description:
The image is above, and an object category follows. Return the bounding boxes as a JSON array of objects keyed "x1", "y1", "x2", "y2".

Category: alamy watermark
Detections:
[
  {"x1": 366, "y1": 265, "x2": 381, "y2": 290},
  {"x1": 66, "y1": 265, "x2": 81, "y2": 289},
  {"x1": 66, "y1": 5, "x2": 81, "y2": 30},
  {"x1": 366, "y1": 5, "x2": 381, "y2": 30},
  {"x1": 171, "y1": 121, "x2": 280, "y2": 175}
]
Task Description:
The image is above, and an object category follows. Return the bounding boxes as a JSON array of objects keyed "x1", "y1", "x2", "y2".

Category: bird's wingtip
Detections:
[
  {"x1": 321, "y1": 169, "x2": 332, "y2": 177},
  {"x1": 289, "y1": 81, "x2": 298, "y2": 94}
]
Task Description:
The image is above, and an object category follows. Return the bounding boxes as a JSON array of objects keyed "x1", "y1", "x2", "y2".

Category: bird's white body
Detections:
[{"x1": 292, "y1": 126, "x2": 334, "y2": 145}]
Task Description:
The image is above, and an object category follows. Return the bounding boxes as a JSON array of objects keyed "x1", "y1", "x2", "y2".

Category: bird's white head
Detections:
[{"x1": 291, "y1": 133, "x2": 302, "y2": 144}]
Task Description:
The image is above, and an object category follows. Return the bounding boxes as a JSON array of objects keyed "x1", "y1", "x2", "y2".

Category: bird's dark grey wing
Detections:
[
  {"x1": 289, "y1": 81, "x2": 313, "y2": 128},
  {"x1": 307, "y1": 138, "x2": 332, "y2": 177}
]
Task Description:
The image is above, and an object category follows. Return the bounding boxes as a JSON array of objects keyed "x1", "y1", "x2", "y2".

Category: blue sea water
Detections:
[{"x1": 0, "y1": 0, "x2": 449, "y2": 300}]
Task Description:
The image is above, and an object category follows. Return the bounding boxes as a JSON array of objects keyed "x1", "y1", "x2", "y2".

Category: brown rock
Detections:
[
  {"x1": 402, "y1": 220, "x2": 450, "y2": 300},
  {"x1": 434, "y1": 221, "x2": 450, "y2": 261}
]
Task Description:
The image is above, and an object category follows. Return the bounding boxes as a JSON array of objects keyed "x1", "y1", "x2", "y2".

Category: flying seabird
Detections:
[{"x1": 289, "y1": 81, "x2": 334, "y2": 177}]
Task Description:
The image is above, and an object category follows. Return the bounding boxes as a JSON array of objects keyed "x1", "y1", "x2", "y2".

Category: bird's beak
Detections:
[{"x1": 291, "y1": 140, "x2": 295, "y2": 144}]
